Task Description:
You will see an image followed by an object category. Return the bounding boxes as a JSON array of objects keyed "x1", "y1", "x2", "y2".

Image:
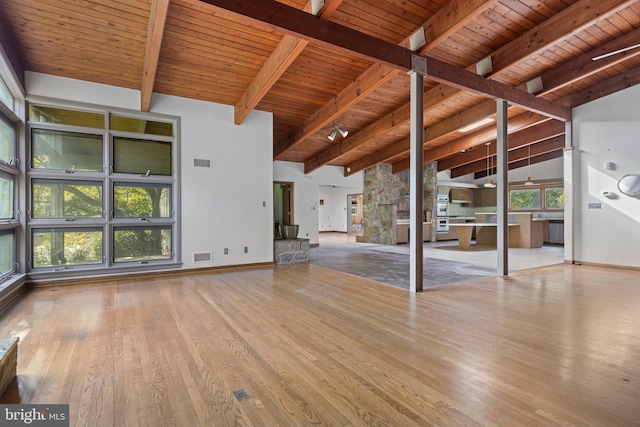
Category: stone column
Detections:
[{"x1": 362, "y1": 163, "x2": 437, "y2": 245}]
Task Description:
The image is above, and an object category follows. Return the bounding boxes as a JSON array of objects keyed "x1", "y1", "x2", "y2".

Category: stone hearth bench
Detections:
[
  {"x1": 274, "y1": 238, "x2": 310, "y2": 264},
  {"x1": 0, "y1": 337, "x2": 18, "y2": 396}
]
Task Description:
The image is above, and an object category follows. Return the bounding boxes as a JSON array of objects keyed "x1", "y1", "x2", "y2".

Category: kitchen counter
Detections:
[
  {"x1": 449, "y1": 223, "x2": 519, "y2": 250},
  {"x1": 396, "y1": 221, "x2": 432, "y2": 244}
]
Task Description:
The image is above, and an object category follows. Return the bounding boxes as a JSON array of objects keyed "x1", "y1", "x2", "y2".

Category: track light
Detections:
[{"x1": 328, "y1": 125, "x2": 348, "y2": 140}]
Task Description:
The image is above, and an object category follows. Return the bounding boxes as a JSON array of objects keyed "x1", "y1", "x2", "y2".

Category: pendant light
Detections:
[
  {"x1": 484, "y1": 142, "x2": 496, "y2": 188},
  {"x1": 525, "y1": 144, "x2": 535, "y2": 186}
]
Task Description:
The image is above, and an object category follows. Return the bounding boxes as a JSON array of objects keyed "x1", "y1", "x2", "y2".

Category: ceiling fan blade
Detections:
[{"x1": 592, "y1": 43, "x2": 640, "y2": 61}]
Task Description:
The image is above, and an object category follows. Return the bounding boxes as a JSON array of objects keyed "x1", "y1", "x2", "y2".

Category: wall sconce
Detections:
[
  {"x1": 617, "y1": 173, "x2": 640, "y2": 197},
  {"x1": 328, "y1": 125, "x2": 348, "y2": 141}
]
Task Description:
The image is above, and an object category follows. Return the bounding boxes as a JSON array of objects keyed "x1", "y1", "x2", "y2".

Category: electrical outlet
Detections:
[
  {"x1": 244, "y1": 246, "x2": 248, "y2": 253},
  {"x1": 224, "y1": 248, "x2": 228, "y2": 254}
]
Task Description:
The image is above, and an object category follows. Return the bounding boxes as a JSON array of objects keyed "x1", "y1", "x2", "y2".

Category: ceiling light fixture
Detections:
[
  {"x1": 592, "y1": 43, "x2": 640, "y2": 61},
  {"x1": 328, "y1": 125, "x2": 348, "y2": 141},
  {"x1": 484, "y1": 142, "x2": 496, "y2": 188},
  {"x1": 525, "y1": 144, "x2": 535, "y2": 186},
  {"x1": 459, "y1": 117, "x2": 495, "y2": 133}
]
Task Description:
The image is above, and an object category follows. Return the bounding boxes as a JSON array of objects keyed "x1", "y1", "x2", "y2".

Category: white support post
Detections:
[
  {"x1": 409, "y1": 61, "x2": 424, "y2": 292},
  {"x1": 563, "y1": 121, "x2": 574, "y2": 263},
  {"x1": 496, "y1": 99, "x2": 509, "y2": 275}
]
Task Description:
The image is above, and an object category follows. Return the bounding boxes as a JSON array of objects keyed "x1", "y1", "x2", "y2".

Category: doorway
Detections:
[
  {"x1": 274, "y1": 182, "x2": 294, "y2": 237},
  {"x1": 347, "y1": 194, "x2": 363, "y2": 235}
]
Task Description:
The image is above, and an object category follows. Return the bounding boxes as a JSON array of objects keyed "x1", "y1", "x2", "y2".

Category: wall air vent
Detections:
[
  {"x1": 193, "y1": 252, "x2": 212, "y2": 263},
  {"x1": 193, "y1": 158, "x2": 212, "y2": 168}
]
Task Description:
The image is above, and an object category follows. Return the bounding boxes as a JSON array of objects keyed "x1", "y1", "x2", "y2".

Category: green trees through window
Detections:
[
  {"x1": 28, "y1": 103, "x2": 176, "y2": 271},
  {"x1": 510, "y1": 185, "x2": 564, "y2": 210}
]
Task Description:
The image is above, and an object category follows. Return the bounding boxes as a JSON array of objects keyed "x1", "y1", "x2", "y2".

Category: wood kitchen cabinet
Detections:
[
  {"x1": 396, "y1": 222, "x2": 432, "y2": 244},
  {"x1": 449, "y1": 188, "x2": 472, "y2": 203},
  {"x1": 473, "y1": 188, "x2": 497, "y2": 207}
]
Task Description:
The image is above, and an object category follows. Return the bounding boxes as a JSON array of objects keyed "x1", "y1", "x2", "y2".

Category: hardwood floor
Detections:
[{"x1": 0, "y1": 263, "x2": 638, "y2": 426}]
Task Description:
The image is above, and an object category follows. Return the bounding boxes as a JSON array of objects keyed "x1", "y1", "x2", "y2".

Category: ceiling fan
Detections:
[{"x1": 592, "y1": 43, "x2": 640, "y2": 61}]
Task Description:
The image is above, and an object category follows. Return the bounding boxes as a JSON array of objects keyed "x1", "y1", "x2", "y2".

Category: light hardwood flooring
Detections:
[{"x1": 0, "y1": 263, "x2": 638, "y2": 426}]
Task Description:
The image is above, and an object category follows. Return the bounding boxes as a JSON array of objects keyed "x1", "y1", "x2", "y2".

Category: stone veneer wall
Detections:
[
  {"x1": 274, "y1": 239, "x2": 310, "y2": 264},
  {"x1": 363, "y1": 163, "x2": 438, "y2": 244},
  {"x1": 0, "y1": 337, "x2": 18, "y2": 397}
]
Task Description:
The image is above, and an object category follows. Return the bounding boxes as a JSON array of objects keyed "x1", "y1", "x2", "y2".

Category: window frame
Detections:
[
  {"x1": 0, "y1": 96, "x2": 21, "y2": 284},
  {"x1": 26, "y1": 98, "x2": 181, "y2": 278},
  {"x1": 544, "y1": 186, "x2": 565, "y2": 210},
  {"x1": 509, "y1": 182, "x2": 564, "y2": 212}
]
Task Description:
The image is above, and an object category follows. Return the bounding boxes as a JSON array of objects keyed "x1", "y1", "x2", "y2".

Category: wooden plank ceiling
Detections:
[{"x1": 2, "y1": 0, "x2": 640, "y2": 179}]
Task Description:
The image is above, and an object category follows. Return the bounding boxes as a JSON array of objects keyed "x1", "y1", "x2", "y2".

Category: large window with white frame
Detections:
[
  {"x1": 27, "y1": 102, "x2": 179, "y2": 275},
  {"x1": 0, "y1": 76, "x2": 19, "y2": 284}
]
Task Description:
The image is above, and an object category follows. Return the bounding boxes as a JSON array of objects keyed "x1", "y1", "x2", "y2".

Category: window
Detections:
[
  {"x1": 32, "y1": 179, "x2": 103, "y2": 219},
  {"x1": 29, "y1": 105, "x2": 105, "y2": 129},
  {"x1": 113, "y1": 183, "x2": 171, "y2": 218},
  {"x1": 0, "y1": 171, "x2": 13, "y2": 220},
  {"x1": 28, "y1": 102, "x2": 178, "y2": 274},
  {"x1": 0, "y1": 113, "x2": 15, "y2": 163},
  {"x1": 32, "y1": 228, "x2": 103, "y2": 268},
  {"x1": 0, "y1": 77, "x2": 12, "y2": 110},
  {"x1": 510, "y1": 188, "x2": 541, "y2": 209},
  {"x1": 113, "y1": 226, "x2": 172, "y2": 263},
  {"x1": 0, "y1": 230, "x2": 14, "y2": 278},
  {"x1": 0, "y1": 72, "x2": 19, "y2": 283},
  {"x1": 113, "y1": 137, "x2": 172, "y2": 175},
  {"x1": 110, "y1": 115, "x2": 173, "y2": 136},
  {"x1": 31, "y1": 129, "x2": 103, "y2": 171},
  {"x1": 545, "y1": 187, "x2": 564, "y2": 209}
]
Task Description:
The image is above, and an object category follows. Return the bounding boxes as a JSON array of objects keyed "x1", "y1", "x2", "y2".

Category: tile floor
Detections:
[{"x1": 310, "y1": 232, "x2": 565, "y2": 289}]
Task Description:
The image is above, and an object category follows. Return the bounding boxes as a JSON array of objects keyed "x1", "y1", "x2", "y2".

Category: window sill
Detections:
[
  {"x1": 27, "y1": 262, "x2": 183, "y2": 285},
  {"x1": 0, "y1": 274, "x2": 27, "y2": 311}
]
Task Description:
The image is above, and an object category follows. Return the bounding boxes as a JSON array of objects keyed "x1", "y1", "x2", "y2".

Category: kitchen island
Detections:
[
  {"x1": 448, "y1": 223, "x2": 519, "y2": 250},
  {"x1": 474, "y1": 212, "x2": 547, "y2": 248}
]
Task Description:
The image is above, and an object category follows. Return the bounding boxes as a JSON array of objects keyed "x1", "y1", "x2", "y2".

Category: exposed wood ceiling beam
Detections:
[
  {"x1": 0, "y1": 12, "x2": 26, "y2": 90},
  {"x1": 317, "y1": 0, "x2": 342, "y2": 20},
  {"x1": 438, "y1": 121, "x2": 566, "y2": 171},
  {"x1": 308, "y1": 0, "x2": 618, "y2": 173},
  {"x1": 141, "y1": 0, "x2": 171, "y2": 112},
  {"x1": 534, "y1": 27, "x2": 640, "y2": 96},
  {"x1": 345, "y1": 109, "x2": 549, "y2": 176},
  {"x1": 486, "y1": 0, "x2": 635, "y2": 77},
  {"x1": 418, "y1": 58, "x2": 569, "y2": 120},
  {"x1": 470, "y1": 144, "x2": 565, "y2": 179},
  {"x1": 454, "y1": 136, "x2": 565, "y2": 178},
  {"x1": 234, "y1": 1, "x2": 342, "y2": 125},
  {"x1": 235, "y1": 36, "x2": 309, "y2": 124},
  {"x1": 275, "y1": 0, "x2": 497, "y2": 158},
  {"x1": 563, "y1": 64, "x2": 640, "y2": 108},
  {"x1": 303, "y1": 84, "x2": 459, "y2": 174},
  {"x1": 390, "y1": 112, "x2": 551, "y2": 174}
]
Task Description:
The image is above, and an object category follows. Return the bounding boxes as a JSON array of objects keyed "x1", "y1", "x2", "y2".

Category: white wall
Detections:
[
  {"x1": 26, "y1": 72, "x2": 274, "y2": 269},
  {"x1": 572, "y1": 84, "x2": 640, "y2": 268},
  {"x1": 273, "y1": 161, "x2": 363, "y2": 244},
  {"x1": 318, "y1": 185, "x2": 362, "y2": 232}
]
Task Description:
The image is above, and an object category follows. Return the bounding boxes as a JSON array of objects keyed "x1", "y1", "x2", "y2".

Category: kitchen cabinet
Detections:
[
  {"x1": 474, "y1": 188, "x2": 497, "y2": 207},
  {"x1": 449, "y1": 188, "x2": 472, "y2": 203},
  {"x1": 396, "y1": 222, "x2": 432, "y2": 244}
]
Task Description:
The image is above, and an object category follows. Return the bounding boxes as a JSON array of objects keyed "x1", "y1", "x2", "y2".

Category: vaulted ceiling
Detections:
[{"x1": 1, "y1": 0, "x2": 640, "y2": 179}]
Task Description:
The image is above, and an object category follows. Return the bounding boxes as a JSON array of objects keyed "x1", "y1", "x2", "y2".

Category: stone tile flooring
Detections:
[{"x1": 310, "y1": 232, "x2": 564, "y2": 289}]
